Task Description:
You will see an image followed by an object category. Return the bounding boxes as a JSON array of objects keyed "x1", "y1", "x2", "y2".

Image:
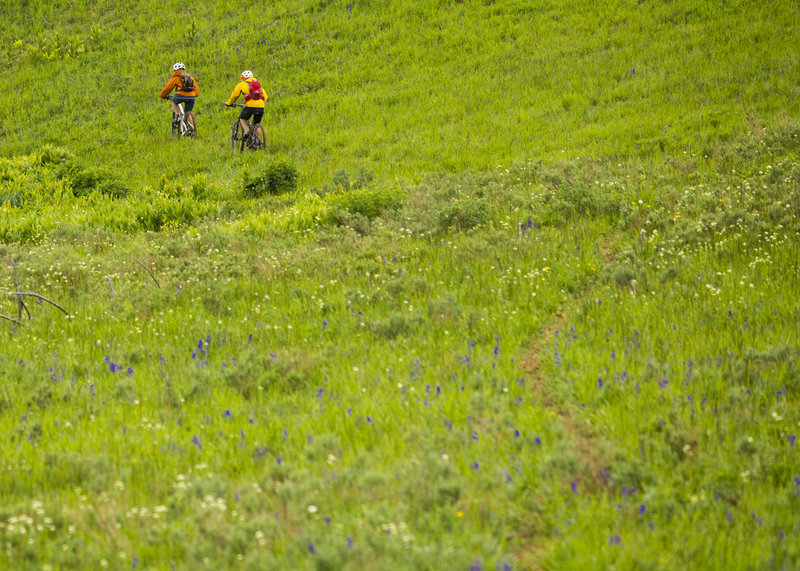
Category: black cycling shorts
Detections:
[{"x1": 238, "y1": 107, "x2": 264, "y2": 124}]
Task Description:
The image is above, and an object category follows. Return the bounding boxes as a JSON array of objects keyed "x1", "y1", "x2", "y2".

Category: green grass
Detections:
[
  {"x1": 1, "y1": 1, "x2": 800, "y2": 569},
  {"x1": 2, "y1": 0, "x2": 799, "y2": 187}
]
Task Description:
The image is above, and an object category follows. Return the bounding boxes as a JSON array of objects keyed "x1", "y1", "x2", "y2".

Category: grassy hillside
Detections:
[
  {"x1": 2, "y1": 0, "x2": 799, "y2": 187},
  {"x1": 1, "y1": 1, "x2": 799, "y2": 569}
]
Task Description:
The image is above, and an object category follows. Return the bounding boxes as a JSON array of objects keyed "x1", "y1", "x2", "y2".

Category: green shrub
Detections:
[
  {"x1": 70, "y1": 165, "x2": 129, "y2": 198},
  {"x1": 436, "y1": 198, "x2": 489, "y2": 232},
  {"x1": 330, "y1": 185, "x2": 405, "y2": 220},
  {"x1": 370, "y1": 311, "x2": 426, "y2": 339},
  {"x1": 224, "y1": 351, "x2": 317, "y2": 398},
  {"x1": 313, "y1": 167, "x2": 375, "y2": 197},
  {"x1": 243, "y1": 162, "x2": 299, "y2": 198}
]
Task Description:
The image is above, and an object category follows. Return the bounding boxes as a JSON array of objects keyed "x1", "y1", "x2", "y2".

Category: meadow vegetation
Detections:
[{"x1": 0, "y1": 0, "x2": 799, "y2": 569}]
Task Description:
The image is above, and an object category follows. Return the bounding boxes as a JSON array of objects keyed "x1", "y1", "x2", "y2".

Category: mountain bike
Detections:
[
  {"x1": 228, "y1": 104, "x2": 265, "y2": 151},
  {"x1": 167, "y1": 95, "x2": 195, "y2": 138}
]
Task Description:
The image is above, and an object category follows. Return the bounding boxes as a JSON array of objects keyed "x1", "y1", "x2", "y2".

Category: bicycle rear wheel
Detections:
[
  {"x1": 182, "y1": 119, "x2": 196, "y2": 138},
  {"x1": 248, "y1": 124, "x2": 266, "y2": 151}
]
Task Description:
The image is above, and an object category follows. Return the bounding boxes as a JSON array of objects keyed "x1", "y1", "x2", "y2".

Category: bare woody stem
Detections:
[
  {"x1": 7, "y1": 292, "x2": 69, "y2": 315},
  {"x1": 135, "y1": 258, "x2": 161, "y2": 288},
  {"x1": 11, "y1": 258, "x2": 22, "y2": 321}
]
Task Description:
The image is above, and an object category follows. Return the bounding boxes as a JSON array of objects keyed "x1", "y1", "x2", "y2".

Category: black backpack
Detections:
[{"x1": 177, "y1": 72, "x2": 195, "y2": 93}]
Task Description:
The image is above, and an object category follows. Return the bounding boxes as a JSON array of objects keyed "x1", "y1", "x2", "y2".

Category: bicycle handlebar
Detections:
[{"x1": 225, "y1": 103, "x2": 245, "y2": 108}]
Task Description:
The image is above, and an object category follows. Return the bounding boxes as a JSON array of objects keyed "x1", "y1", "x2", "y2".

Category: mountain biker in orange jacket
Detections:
[
  {"x1": 225, "y1": 70, "x2": 266, "y2": 136},
  {"x1": 160, "y1": 62, "x2": 199, "y2": 133}
]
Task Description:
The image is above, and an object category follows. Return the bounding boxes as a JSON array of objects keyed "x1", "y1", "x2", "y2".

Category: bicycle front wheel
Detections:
[
  {"x1": 171, "y1": 114, "x2": 180, "y2": 138},
  {"x1": 231, "y1": 121, "x2": 243, "y2": 151}
]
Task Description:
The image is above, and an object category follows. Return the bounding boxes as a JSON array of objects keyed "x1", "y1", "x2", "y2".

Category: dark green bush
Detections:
[
  {"x1": 436, "y1": 198, "x2": 489, "y2": 232},
  {"x1": 314, "y1": 167, "x2": 375, "y2": 197},
  {"x1": 0, "y1": 192, "x2": 23, "y2": 207},
  {"x1": 243, "y1": 162, "x2": 299, "y2": 198},
  {"x1": 331, "y1": 185, "x2": 404, "y2": 220},
  {"x1": 541, "y1": 185, "x2": 598, "y2": 221},
  {"x1": 370, "y1": 312, "x2": 426, "y2": 340},
  {"x1": 606, "y1": 263, "x2": 636, "y2": 288},
  {"x1": 69, "y1": 165, "x2": 129, "y2": 198},
  {"x1": 224, "y1": 350, "x2": 317, "y2": 398}
]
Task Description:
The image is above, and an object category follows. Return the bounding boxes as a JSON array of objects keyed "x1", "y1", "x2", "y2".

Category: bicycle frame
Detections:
[
  {"x1": 229, "y1": 104, "x2": 264, "y2": 152},
  {"x1": 167, "y1": 96, "x2": 194, "y2": 138}
]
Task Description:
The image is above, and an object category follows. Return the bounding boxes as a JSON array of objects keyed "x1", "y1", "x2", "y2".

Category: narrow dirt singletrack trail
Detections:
[{"x1": 513, "y1": 243, "x2": 618, "y2": 569}]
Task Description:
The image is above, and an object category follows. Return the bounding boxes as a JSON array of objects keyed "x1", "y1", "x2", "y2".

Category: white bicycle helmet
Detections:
[
  {"x1": 241, "y1": 70, "x2": 253, "y2": 79},
  {"x1": 173, "y1": 62, "x2": 186, "y2": 71}
]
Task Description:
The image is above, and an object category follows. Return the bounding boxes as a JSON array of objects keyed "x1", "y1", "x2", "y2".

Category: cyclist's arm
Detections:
[
  {"x1": 225, "y1": 83, "x2": 244, "y2": 106},
  {"x1": 159, "y1": 78, "x2": 177, "y2": 99},
  {"x1": 192, "y1": 77, "x2": 199, "y2": 96}
]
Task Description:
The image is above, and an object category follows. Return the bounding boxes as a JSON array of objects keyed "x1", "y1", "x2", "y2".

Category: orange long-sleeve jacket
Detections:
[{"x1": 160, "y1": 70, "x2": 199, "y2": 98}]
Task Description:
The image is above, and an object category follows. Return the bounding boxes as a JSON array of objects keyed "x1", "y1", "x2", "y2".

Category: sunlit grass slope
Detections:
[
  {"x1": 0, "y1": 1, "x2": 799, "y2": 570},
  {"x1": 1, "y1": 0, "x2": 799, "y2": 187}
]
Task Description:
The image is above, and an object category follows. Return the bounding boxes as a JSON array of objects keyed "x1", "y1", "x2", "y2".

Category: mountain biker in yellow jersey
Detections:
[
  {"x1": 225, "y1": 70, "x2": 266, "y2": 135},
  {"x1": 160, "y1": 62, "x2": 199, "y2": 133}
]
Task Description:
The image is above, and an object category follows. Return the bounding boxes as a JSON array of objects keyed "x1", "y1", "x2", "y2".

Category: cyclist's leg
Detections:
[
  {"x1": 252, "y1": 110, "x2": 266, "y2": 148},
  {"x1": 181, "y1": 97, "x2": 197, "y2": 133},
  {"x1": 170, "y1": 98, "x2": 181, "y2": 137},
  {"x1": 239, "y1": 107, "x2": 256, "y2": 134}
]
